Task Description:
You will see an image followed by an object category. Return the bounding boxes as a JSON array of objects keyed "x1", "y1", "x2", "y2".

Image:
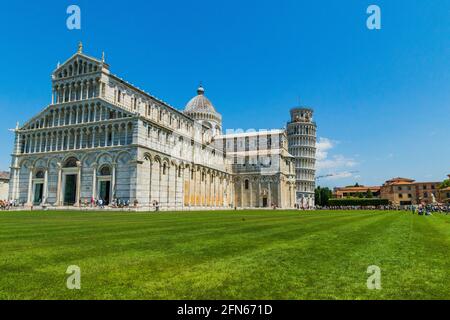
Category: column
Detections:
[
  {"x1": 39, "y1": 133, "x2": 44, "y2": 153},
  {"x1": 92, "y1": 164, "x2": 97, "y2": 201},
  {"x1": 182, "y1": 166, "x2": 186, "y2": 209},
  {"x1": 69, "y1": 107, "x2": 73, "y2": 125},
  {"x1": 56, "y1": 164, "x2": 62, "y2": 206},
  {"x1": 111, "y1": 163, "x2": 117, "y2": 199},
  {"x1": 55, "y1": 132, "x2": 59, "y2": 151},
  {"x1": 111, "y1": 126, "x2": 115, "y2": 146},
  {"x1": 24, "y1": 136, "x2": 28, "y2": 154},
  {"x1": 81, "y1": 105, "x2": 85, "y2": 123},
  {"x1": 249, "y1": 178, "x2": 253, "y2": 208},
  {"x1": 73, "y1": 131, "x2": 78, "y2": 150},
  {"x1": 241, "y1": 179, "x2": 244, "y2": 208},
  {"x1": 67, "y1": 131, "x2": 71, "y2": 150},
  {"x1": 42, "y1": 169, "x2": 48, "y2": 204},
  {"x1": 268, "y1": 181, "x2": 272, "y2": 207},
  {"x1": 92, "y1": 128, "x2": 96, "y2": 148},
  {"x1": 104, "y1": 127, "x2": 108, "y2": 146},
  {"x1": 44, "y1": 132, "x2": 49, "y2": 152},
  {"x1": 79, "y1": 130, "x2": 84, "y2": 149},
  {"x1": 258, "y1": 180, "x2": 262, "y2": 207},
  {"x1": 193, "y1": 168, "x2": 197, "y2": 207},
  {"x1": 175, "y1": 167, "x2": 179, "y2": 209},
  {"x1": 27, "y1": 167, "x2": 33, "y2": 205},
  {"x1": 212, "y1": 174, "x2": 216, "y2": 207},
  {"x1": 144, "y1": 159, "x2": 151, "y2": 206},
  {"x1": 50, "y1": 133, "x2": 54, "y2": 152},
  {"x1": 75, "y1": 105, "x2": 79, "y2": 124},
  {"x1": 34, "y1": 134, "x2": 38, "y2": 153},
  {"x1": 117, "y1": 126, "x2": 122, "y2": 146},
  {"x1": 278, "y1": 182, "x2": 282, "y2": 208},
  {"x1": 75, "y1": 161, "x2": 82, "y2": 206}
]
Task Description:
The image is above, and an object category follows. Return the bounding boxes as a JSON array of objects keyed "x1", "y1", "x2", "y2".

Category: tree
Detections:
[
  {"x1": 439, "y1": 179, "x2": 450, "y2": 189},
  {"x1": 315, "y1": 186, "x2": 332, "y2": 206},
  {"x1": 315, "y1": 186, "x2": 322, "y2": 206},
  {"x1": 366, "y1": 189, "x2": 374, "y2": 198}
]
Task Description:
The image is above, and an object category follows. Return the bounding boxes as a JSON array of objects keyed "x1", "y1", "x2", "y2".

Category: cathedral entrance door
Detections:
[
  {"x1": 262, "y1": 197, "x2": 268, "y2": 208},
  {"x1": 99, "y1": 181, "x2": 111, "y2": 205},
  {"x1": 64, "y1": 174, "x2": 77, "y2": 205},
  {"x1": 33, "y1": 183, "x2": 44, "y2": 205}
]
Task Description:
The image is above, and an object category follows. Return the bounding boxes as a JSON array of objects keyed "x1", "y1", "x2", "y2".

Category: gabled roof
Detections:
[
  {"x1": 384, "y1": 177, "x2": 415, "y2": 185},
  {"x1": 19, "y1": 100, "x2": 136, "y2": 131},
  {"x1": 53, "y1": 52, "x2": 104, "y2": 74}
]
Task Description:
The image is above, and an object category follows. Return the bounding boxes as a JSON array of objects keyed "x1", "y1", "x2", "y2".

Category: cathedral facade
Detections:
[{"x1": 8, "y1": 45, "x2": 306, "y2": 210}]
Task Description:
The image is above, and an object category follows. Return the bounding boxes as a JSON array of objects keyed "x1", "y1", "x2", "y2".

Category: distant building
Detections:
[
  {"x1": 333, "y1": 186, "x2": 381, "y2": 199},
  {"x1": 0, "y1": 171, "x2": 10, "y2": 200},
  {"x1": 380, "y1": 177, "x2": 442, "y2": 205}
]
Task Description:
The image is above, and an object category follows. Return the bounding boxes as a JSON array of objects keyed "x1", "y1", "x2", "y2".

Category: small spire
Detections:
[
  {"x1": 57, "y1": 61, "x2": 60, "y2": 68},
  {"x1": 102, "y1": 51, "x2": 105, "y2": 63},
  {"x1": 197, "y1": 82, "x2": 205, "y2": 95},
  {"x1": 77, "y1": 41, "x2": 83, "y2": 54},
  {"x1": 15, "y1": 122, "x2": 19, "y2": 130}
]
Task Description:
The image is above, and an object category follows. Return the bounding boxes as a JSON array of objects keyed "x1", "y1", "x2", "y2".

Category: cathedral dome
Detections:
[
  {"x1": 185, "y1": 85, "x2": 218, "y2": 114},
  {"x1": 184, "y1": 85, "x2": 222, "y2": 135}
]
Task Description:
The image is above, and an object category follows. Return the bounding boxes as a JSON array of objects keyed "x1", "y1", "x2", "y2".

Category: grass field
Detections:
[{"x1": 0, "y1": 210, "x2": 448, "y2": 300}]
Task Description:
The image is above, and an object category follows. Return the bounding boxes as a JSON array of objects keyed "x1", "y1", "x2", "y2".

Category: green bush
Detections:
[{"x1": 328, "y1": 198, "x2": 389, "y2": 206}]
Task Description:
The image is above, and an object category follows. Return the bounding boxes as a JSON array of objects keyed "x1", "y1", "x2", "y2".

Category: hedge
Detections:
[{"x1": 328, "y1": 198, "x2": 389, "y2": 206}]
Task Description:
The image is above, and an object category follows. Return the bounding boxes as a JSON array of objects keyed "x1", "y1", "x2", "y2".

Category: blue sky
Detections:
[{"x1": 0, "y1": 0, "x2": 449, "y2": 187}]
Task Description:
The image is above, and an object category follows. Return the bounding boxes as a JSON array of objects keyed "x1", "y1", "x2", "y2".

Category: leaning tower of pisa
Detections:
[{"x1": 287, "y1": 108, "x2": 317, "y2": 208}]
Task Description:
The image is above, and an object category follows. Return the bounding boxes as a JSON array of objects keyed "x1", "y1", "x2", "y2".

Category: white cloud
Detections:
[
  {"x1": 316, "y1": 137, "x2": 333, "y2": 162},
  {"x1": 316, "y1": 137, "x2": 359, "y2": 181}
]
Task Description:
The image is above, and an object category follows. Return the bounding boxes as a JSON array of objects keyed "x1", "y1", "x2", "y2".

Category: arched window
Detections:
[
  {"x1": 35, "y1": 171, "x2": 45, "y2": 179},
  {"x1": 163, "y1": 163, "x2": 167, "y2": 175},
  {"x1": 64, "y1": 157, "x2": 78, "y2": 168},
  {"x1": 245, "y1": 179, "x2": 249, "y2": 190},
  {"x1": 99, "y1": 166, "x2": 111, "y2": 176}
]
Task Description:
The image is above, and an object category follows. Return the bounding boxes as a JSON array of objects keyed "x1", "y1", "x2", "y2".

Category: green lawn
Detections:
[{"x1": 0, "y1": 210, "x2": 448, "y2": 300}]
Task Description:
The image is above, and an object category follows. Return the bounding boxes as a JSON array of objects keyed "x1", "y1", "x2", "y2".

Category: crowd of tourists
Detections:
[
  {"x1": 315, "y1": 205, "x2": 398, "y2": 211},
  {"x1": 408, "y1": 204, "x2": 450, "y2": 215},
  {"x1": 315, "y1": 204, "x2": 450, "y2": 214},
  {"x1": 0, "y1": 199, "x2": 18, "y2": 210},
  {"x1": 81, "y1": 197, "x2": 133, "y2": 209}
]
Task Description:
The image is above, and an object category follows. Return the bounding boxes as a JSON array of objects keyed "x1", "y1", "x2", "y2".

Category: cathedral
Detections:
[{"x1": 8, "y1": 44, "x2": 316, "y2": 210}]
